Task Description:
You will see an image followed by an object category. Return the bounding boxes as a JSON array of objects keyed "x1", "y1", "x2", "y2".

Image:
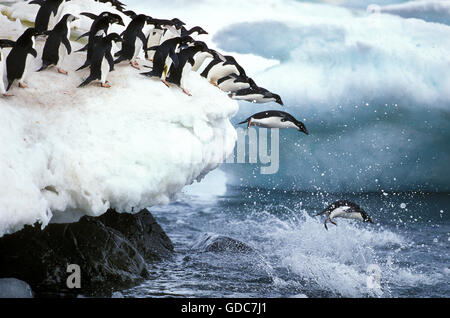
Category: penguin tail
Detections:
[
  {"x1": 78, "y1": 76, "x2": 95, "y2": 88},
  {"x1": 140, "y1": 70, "x2": 157, "y2": 78},
  {"x1": 76, "y1": 61, "x2": 90, "y2": 72},
  {"x1": 6, "y1": 79, "x2": 14, "y2": 92},
  {"x1": 37, "y1": 64, "x2": 49, "y2": 72}
]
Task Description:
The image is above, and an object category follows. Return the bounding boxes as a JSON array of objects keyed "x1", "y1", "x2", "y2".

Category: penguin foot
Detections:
[
  {"x1": 130, "y1": 61, "x2": 140, "y2": 70},
  {"x1": 182, "y1": 88, "x2": 192, "y2": 96},
  {"x1": 161, "y1": 79, "x2": 170, "y2": 88},
  {"x1": 18, "y1": 82, "x2": 27, "y2": 89},
  {"x1": 324, "y1": 218, "x2": 329, "y2": 231},
  {"x1": 101, "y1": 82, "x2": 111, "y2": 88},
  {"x1": 2, "y1": 93, "x2": 13, "y2": 97},
  {"x1": 57, "y1": 68, "x2": 68, "y2": 75},
  {"x1": 330, "y1": 219, "x2": 337, "y2": 227}
]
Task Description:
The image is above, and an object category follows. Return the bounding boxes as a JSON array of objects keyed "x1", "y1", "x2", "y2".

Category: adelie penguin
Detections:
[
  {"x1": 238, "y1": 110, "x2": 309, "y2": 135},
  {"x1": 218, "y1": 74, "x2": 256, "y2": 93},
  {"x1": 37, "y1": 14, "x2": 78, "y2": 75},
  {"x1": 230, "y1": 86, "x2": 284, "y2": 105},
  {"x1": 200, "y1": 53, "x2": 245, "y2": 86},
  {"x1": 29, "y1": 0, "x2": 70, "y2": 33},
  {"x1": 141, "y1": 36, "x2": 193, "y2": 88},
  {"x1": 166, "y1": 41, "x2": 211, "y2": 96},
  {"x1": 78, "y1": 33, "x2": 122, "y2": 88},
  {"x1": 6, "y1": 28, "x2": 41, "y2": 91},
  {"x1": 114, "y1": 14, "x2": 153, "y2": 70},
  {"x1": 76, "y1": 12, "x2": 124, "y2": 71},
  {"x1": 315, "y1": 200, "x2": 374, "y2": 230},
  {"x1": 0, "y1": 39, "x2": 15, "y2": 97}
]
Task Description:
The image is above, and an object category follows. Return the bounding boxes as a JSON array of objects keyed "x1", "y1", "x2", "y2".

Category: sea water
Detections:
[{"x1": 122, "y1": 188, "x2": 449, "y2": 298}]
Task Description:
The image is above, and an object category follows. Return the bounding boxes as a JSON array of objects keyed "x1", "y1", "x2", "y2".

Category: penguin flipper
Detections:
[
  {"x1": 78, "y1": 75, "x2": 96, "y2": 88},
  {"x1": 75, "y1": 44, "x2": 89, "y2": 53},
  {"x1": 137, "y1": 31, "x2": 147, "y2": 49},
  {"x1": 76, "y1": 60, "x2": 91, "y2": 71},
  {"x1": 28, "y1": 48, "x2": 37, "y2": 58},
  {"x1": 29, "y1": 0, "x2": 45, "y2": 6},
  {"x1": 106, "y1": 52, "x2": 115, "y2": 71},
  {"x1": 62, "y1": 37, "x2": 72, "y2": 55},
  {"x1": 238, "y1": 117, "x2": 250, "y2": 125},
  {"x1": 79, "y1": 12, "x2": 99, "y2": 20},
  {"x1": 169, "y1": 49, "x2": 179, "y2": 69},
  {"x1": 76, "y1": 32, "x2": 90, "y2": 41}
]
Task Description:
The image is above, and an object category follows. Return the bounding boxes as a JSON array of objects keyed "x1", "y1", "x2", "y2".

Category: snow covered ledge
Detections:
[{"x1": 0, "y1": 14, "x2": 238, "y2": 237}]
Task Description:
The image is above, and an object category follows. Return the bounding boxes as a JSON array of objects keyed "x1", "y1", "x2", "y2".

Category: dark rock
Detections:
[
  {"x1": 0, "y1": 209, "x2": 173, "y2": 297},
  {"x1": 192, "y1": 233, "x2": 255, "y2": 253}
]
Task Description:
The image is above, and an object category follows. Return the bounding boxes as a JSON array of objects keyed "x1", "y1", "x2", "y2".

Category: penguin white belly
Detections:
[
  {"x1": 252, "y1": 117, "x2": 298, "y2": 129},
  {"x1": 180, "y1": 62, "x2": 192, "y2": 89},
  {"x1": 209, "y1": 64, "x2": 239, "y2": 83},
  {"x1": 219, "y1": 79, "x2": 250, "y2": 92},
  {"x1": 0, "y1": 51, "x2": 6, "y2": 94},
  {"x1": 19, "y1": 37, "x2": 36, "y2": 85},
  {"x1": 146, "y1": 30, "x2": 162, "y2": 60},
  {"x1": 100, "y1": 56, "x2": 109, "y2": 84},
  {"x1": 132, "y1": 37, "x2": 143, "y2": 60},
  {"x1": 57, "y1": 27, "x2": 70, "y2": 68},
  {"x1": 192, "y1": 52, "x2": 212, "y2": 72},
  {"x1": 48, "y1": 3, "x2": 65, "y2": 30},
  {"x1": 329, "y1": 207, "x2": 352, "y2": 220},
  {"x1": 232, "y1": 93, "x2": 263, "y2": 101},
  {"x1": 254, "y1": 96, "x2": 276, "y2": 103}
]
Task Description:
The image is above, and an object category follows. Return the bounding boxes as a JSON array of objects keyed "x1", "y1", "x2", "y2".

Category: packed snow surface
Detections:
[{"x1": 0, "y1": 3, "x2": 238, "y2": 237}]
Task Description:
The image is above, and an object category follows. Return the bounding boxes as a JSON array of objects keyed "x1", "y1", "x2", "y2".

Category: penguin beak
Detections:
[{"x1": 297, "y1": 123, "x2": 309, "y2": 135}]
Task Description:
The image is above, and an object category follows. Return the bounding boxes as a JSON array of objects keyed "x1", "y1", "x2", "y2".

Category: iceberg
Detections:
[{"x1": 0, "y1": 5, "x2": 238, "y2": 237}]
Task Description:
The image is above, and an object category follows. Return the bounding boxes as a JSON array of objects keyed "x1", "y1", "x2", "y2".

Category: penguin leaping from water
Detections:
[
  {"x1": 315, "y1": 200, "x2": 374, "y2": 230},
  {"x1": 37, "y1": 13, "x2": 78, "y2": 75},
  {"x1": 238, "y1": 110, "x2": 309, "y2": 134}
]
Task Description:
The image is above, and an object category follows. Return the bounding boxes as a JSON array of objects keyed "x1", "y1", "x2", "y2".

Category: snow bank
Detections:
[{"x1": 0, "y1": 7, "x2": 238, "y2": 237}]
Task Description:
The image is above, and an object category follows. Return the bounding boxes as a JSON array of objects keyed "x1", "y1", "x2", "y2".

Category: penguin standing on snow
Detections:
[
  {"x1": 0, "y1": 39, "x2": 15, "y2": 97},
  {"x1": 315, "y1": 200, "x2": 374, "y2": 230},
  {"x1": 29, "y1": 0, "x2": 70, "y2": 33},
  {"x1": 78, "y1": 33, "x2": 122, "y2": 88},
  {"x1": 238, "y1": 110, "x2": 309, "y2": 134},
  {"x1": 141, "y1": 36, "x2": 193, "y2": 87},
  {"x1": 76, "y1": 12, "x2": 124, "y2": 71},
  {"x1": 114, "y1": 14, "x2": 153, "y2": 69},
  {"x1": 37, "y1": 13, "x2": 78, "y2": 75},
  {"x1": 6, "y1": 28, "x2": 41, "y2": 91},
  {"x1": 166, "y1": 41, "x2": 211, "y2": 96}
]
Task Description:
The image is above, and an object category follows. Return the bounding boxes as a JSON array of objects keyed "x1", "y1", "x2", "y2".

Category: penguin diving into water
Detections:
[
  {"x1": 29, "y1": 0, "x2": 70, "y2": 33},
  {"x1": 114, "y1": 14, "x2": 154, "y2": 69},
  {"x1": 141, "y1": 36, "x2": 194, "y2": 88},
  {"x1": 78, "y1": 33, "x2": 122, "y2": 88},
  {"x1": 238, "y1": 110, "x2": 309, "y2": 135},
  {"x1": 6, "y1": 28, "x2": 41, "y2": 91},
  {"x1": 315, "y1": 200, "x2": 374, "y2": 230},
  {"x1": 230, "y1": 86, "x2": 284, "y2": 105},
  {"x1": 37, "y1": 13, "x2": 78, "y2": 75},
  {"x1": 0, "y1": 39, "x2": 16, "y2": 97}
]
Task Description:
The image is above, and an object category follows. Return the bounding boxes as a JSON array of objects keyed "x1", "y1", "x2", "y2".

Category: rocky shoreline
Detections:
[{"x1": 0, "y1": 209, "x2": 173, "y2": 297}]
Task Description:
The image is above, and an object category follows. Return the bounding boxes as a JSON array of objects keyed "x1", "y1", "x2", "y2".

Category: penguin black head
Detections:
[
  {"x1": 61, "y1": 13, "x2": 79, "y2": 23},
  {"x1": 293, "y1": 119, "x2": 309, "y2": 135},
  {"x1": 17, "y1": 28, "x2": 43, "y2": 44},
  {"x1": 190, "y1": 26, "x2": 208, "y2": 35},
  {"x1": 0, "y1": 39, "x2": 15, "y2": 49},
  {"x1": 103, "y1": 12, "x2": 125, "y2": 26},
  {"x1": 171, "y1": 18, "x2": 185, "y2": 28},
  {"x1": 122, "y1": 10, "x2": 137, "y2": 19},
  {"x1": 270, "y1": 92, "x2": 284, "y2": 106},
  {"x1": 106, "y1": 32, "x2": 123, "y2": 43}
]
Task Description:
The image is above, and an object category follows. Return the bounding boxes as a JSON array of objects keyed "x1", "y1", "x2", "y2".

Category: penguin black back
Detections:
[
  {"x1": 114, "y1": 14, "x2": 150, "y2": 63},
  {"x1": 6, "y1": 28, "x2": 39, "y2": 90},
  {"x1": 30, "y1": 0, "x2": 66, "y2": 33}
]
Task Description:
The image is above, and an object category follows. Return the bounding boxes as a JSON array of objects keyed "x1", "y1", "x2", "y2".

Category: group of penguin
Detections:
[{"x1": 0, "y1": 0, "x2": 375, "y2": 230}]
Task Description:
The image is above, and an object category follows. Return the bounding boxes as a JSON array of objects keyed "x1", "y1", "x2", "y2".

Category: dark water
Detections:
[{"x1": 122, "y1": 187, "x2": 450, "y2": 298}]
